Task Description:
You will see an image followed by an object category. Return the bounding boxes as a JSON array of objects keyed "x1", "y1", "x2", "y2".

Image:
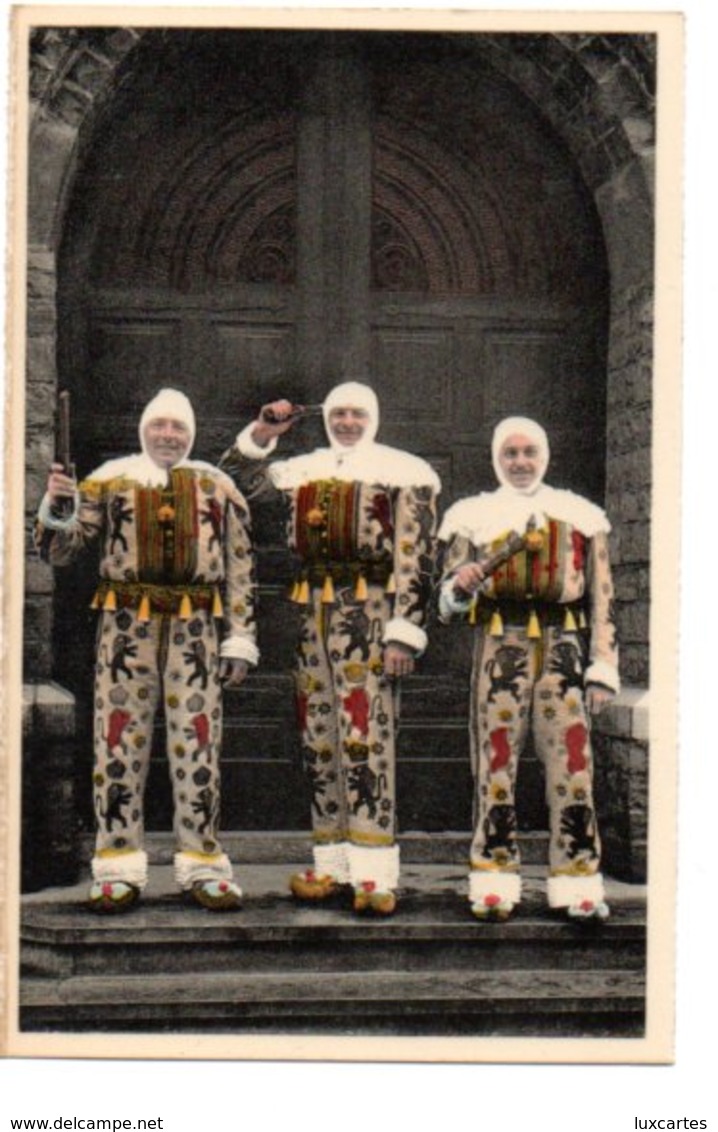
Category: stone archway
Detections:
[
  {"x1": 23, "y1": 26, "x2": 655, "y2": 877},
  {"x1": 25, "y1": 26, "x2": 655, "y2": 689}
]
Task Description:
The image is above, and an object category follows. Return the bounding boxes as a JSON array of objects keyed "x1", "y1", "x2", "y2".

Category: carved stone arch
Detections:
[{"x1": 90, "y1": 110, "x2": 298, "y2": 288}]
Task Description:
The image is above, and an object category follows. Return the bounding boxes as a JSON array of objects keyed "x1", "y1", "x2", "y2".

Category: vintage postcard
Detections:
[{"x1": 2, "y1": 6, "x2": 683, "y2": 1065}]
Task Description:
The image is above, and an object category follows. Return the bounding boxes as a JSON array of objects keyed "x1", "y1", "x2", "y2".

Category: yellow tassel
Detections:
[
  {"x1": 179, "y1": 593, "x2": 192, "y2": 620},
  {"x1": 489, "y1": 609, "x2": 504, "y2": 637},
  {"x1": 563, "y1": 608, "x2": 578, "y2": 633},
  {"x1": 354, "y1": 573, "x2": 368, "y2": 601},
  {"x1": 102, "y1": 588, "x2": 117, "y2": 613},
  {"x1": 288, "y1": 580, "x2": 300, "y2": 602},
  {"x1": 527, "y1": 608, "x2": 541, "y2": 639},
  {"x1": 321, "y1": 574, "x2": 335, "y2": 604},
  {"x1": 212, "y1": 588, "x2": 224, "y2": 618},
  {"x1": 579, "y1": 610, "x2": 587, "y2": 629},
  {"x1": 137, "y1": 593, "x2": 151, "y2": 623},
  {"x1": 468, "y1": 597, "x2": 478, "y2": 626},
  {"x1": 385, "y1": 573, "x2": 397, "y2": 596},
  {"x1": 296, "y1": 579, "x2": 310, "y2": 605},
  {"x1": 90, "y1": 589, "x2": 102, "y2": 610}
]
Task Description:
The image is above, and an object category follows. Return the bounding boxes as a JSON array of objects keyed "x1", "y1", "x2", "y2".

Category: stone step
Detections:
[
  {"x1": 20, "y1": 966, "x2": 646, "y2": 1036},
  {"x1": 22, "y1": 891, "x2": 646, "y2": 980}
]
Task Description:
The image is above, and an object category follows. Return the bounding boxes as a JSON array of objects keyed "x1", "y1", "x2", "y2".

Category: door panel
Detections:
[{"x1": 57, "y1": 30, "x2": 609, "y2": 836}]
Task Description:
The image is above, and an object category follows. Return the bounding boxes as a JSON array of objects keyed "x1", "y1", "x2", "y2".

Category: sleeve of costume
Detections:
[
  {"x1": 437, "y1": 533, "x2": 477, "y2": 622},
  {"x1": 584, "y1": 530, "x2": 620, "y2": 692},
  {"x1": 383, "y1": 484, "x2": 438, "y2": 655},
  {"x1": 219, "y1": 484, "x2": 260, "y2": 667},
  {"x1": 34, "y1": 480, "x2": 105, "y2": 565},
  {"x1": 218, "y1": 423, "x2": 281, "y2": 503}
]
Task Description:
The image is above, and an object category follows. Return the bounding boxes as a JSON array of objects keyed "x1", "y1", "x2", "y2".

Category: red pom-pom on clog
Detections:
[{"x1": 484, "y1": 893, "x2": 501, "y2": 908}]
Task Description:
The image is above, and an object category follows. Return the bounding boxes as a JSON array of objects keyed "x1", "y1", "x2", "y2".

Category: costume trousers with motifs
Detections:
[
  {"x1": 295, "y1": 584, "x2": 398, "y2": 849},
  {"x1": 469, "y1": 621, "x2": 602, "y2": 882},
  {"x1": 92, "y1": 606, "x2": 232, "y2": 887}
]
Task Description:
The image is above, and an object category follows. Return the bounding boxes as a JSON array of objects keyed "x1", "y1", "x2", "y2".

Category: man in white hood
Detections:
[
  {"x1": 37, "y1": 388, "x2": 259, "y2": 913},
  {"x1": 438, "y1": 417, "x2": 618, "y2": 922},
  {"x1": 221, "y1": 382, "x2": 440, "y2": 915}
]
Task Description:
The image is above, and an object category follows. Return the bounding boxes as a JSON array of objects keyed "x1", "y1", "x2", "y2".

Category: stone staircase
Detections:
[{"x1": 19, "y1": 838, "x2": 646, "y2": 1038}]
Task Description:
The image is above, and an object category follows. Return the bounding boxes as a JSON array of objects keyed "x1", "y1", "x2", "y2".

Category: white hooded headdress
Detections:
[
  {"x1": 254, "y1": 380, "x2": 440, "y2": 491},
  {"x1": 84, "y1": 387, "x2": 216, "y2": 487},
  {"x1": 438, "y1": 415, "x2": 609, "y2": 544},
  {"x1": 138, "y1": 387, "x2": 196, "y2": 454}
]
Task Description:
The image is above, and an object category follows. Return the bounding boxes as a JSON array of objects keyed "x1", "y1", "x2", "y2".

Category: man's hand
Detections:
[
  {"x1": 585, "y1": 683, "x2": 614, "y2": 714},
  {"x1": 452, "y1": 562, "x2": 486, "y2": 596},
  {"x1": 383, "y1": 641, "x2": 415, "y2": 678},
  {"x1": 220, "y1": 658, "x2": 249, "y2": 687},
  {"x1": 47, "y1": 461, "x2": 77, "y2": 501},
  {"x1": 251, "y1": 400, "x2": 299, "y2": 448}
]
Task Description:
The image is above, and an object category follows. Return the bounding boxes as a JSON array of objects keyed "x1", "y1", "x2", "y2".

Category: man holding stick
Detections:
[
  {"x1": 438, "y1": 417, "x2": 619, "y2": 922},
  {"x1": 37, "y1": 388, "x2": 258, "y2": 913},
  {"x1": 221, "y1": 382, "x2": 440, "y2": 915}
]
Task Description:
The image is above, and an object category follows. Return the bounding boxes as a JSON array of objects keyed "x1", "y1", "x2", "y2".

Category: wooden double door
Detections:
[{"x1": 56, "y1": 30, "x2": 609, "y2": 833}]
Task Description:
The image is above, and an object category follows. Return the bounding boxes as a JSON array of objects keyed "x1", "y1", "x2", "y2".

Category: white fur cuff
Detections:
[
  {"x1": 313, "y1": 841, "x2": 350, "y2": 884},
  {"x1": 236, "y1": 422, "x2": 278, "y2": 460},
  {"x1": 585, "y1": 660, "x2": 620, "y2": 693},
  {"x1": 438, "y1": 580, "x2": 473, "y2": 623},
  {"x1": 548, "y1": 872, "x2": 605, "y2": 908},
  {"x1": 92, "y1": 850, "x2": 149, "y2": 890},
  {"x1": 383, "y1": 617, "x2": 427, "y2": 656},
  {"x1": 219, "y1": 634, "x2": 260, "y2": 667},
  {"x1": 468, "y1": 871, "x2": 522, "y2": 905},
  {"x1": 348, "y1": 844, "x2": 400, "y2": 890},
  {"x1": 38, "y1": 491, "x2": 80, "y2": 530},
  {"x1": 174, "y1": 852, "x2": 233, "y2": 890}
]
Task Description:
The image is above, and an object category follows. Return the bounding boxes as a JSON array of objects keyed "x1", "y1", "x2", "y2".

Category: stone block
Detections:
[
  {"x1": 616, "y1": 600, "x2": 650, "y2": 644},
  {"x1": 27, "y1": 248, "x2": 57, "y2": 299},
  {"x1": 27, "y1": 117, "x2": 78, "y2": 246},
  {"x1": 25, "y1": 556, "x2": 55, "y2": 597},
  {"x1": 596, "y1": 59, "x2": 654, "y2": 125},
  {"x1": 24, "y1": 367, "x2": 56, "y2": 423},
  {"x1": 620, "y1": 521, "x2": 651, "y2": 565},
  {"x1": 103, "y1": 28, "x2": 142, "y2": 57},
  {"x1": 596, "y1": 162, "x2": 654, "y2": 289},
  {"x1": 623, "y1": 115, "x2": 655, "y2": 155},
  {"x1": 619, "y1": 643, "x2": 649, "y2": 688},
  {"x1": 33, "y1": 682, "x2": 77, "y2": 738}
]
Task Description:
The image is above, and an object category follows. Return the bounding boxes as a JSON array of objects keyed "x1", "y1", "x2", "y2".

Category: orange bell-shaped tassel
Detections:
[
  {"x1": 295, "y1": 579, "x2": 310, "y2": 605},
  {"x1": 212, "y1": 588, "x2": 224, "y2": 619},
  {"x1": 578, "y1": 609, "x2": 587, "y2": 629},
  {"x1": 179, "y1": 593, "x2": 192, "y2": 620},
  {"x1": 527, "y1": 608, "x2": 541, "y2": 639},
  {"x1": 354, "y1": 573, "x2": 368, "y2": 601},
  {"x1": 137, "y1": 593, "x2": 151, "y2": 623},
  {"x1": 90, "y1": 588, "x2": 102, "y2": 610},
  {"x1": 102, "y1": 588, "x2": 117, "y2": 613},
  {"x1": 321, "y1": 574, "x2": 335, "y2": 604},
  {"x1": 489, "y1": 609, "x2": 504, "y2": 638},
  {"x1": 563, "y1": 608, "x2": 578, "y2": 633}
]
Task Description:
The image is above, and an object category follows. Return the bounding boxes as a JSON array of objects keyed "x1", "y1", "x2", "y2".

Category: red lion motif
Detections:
[
  {"x1": 489, "y1": 726, "x2": 512, "y2": 772},
  {"x1": 342, "y1": 688, "x2": 370, "y2": 738},
  {"x1": 106, "y1": 708, "x2": 132, "y2": 752},
  {"x1": 565, "y1": 721, "x2": 588, "y2": 774}
]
